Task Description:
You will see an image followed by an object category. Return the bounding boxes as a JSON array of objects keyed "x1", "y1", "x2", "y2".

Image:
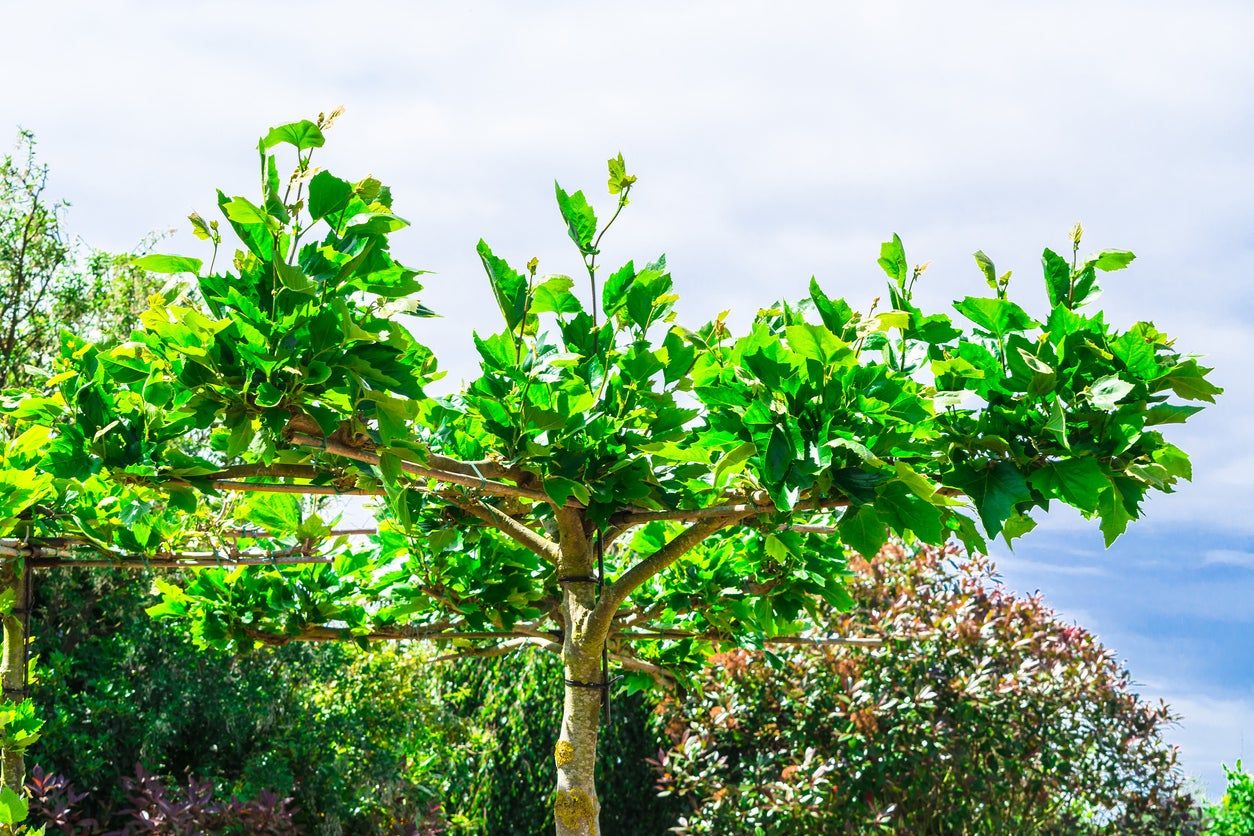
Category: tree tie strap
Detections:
[
  {"x1": 557, "y1": 574, "x2": 600, "y2": 584},
  {"x1": 563, "y1": 678, "x2": 609, "y2": 691}
]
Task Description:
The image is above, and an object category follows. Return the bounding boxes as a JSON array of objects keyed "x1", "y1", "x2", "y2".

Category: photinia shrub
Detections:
[{"x1": 654, "y1": 543, "x2": 1202, "y2": 834}]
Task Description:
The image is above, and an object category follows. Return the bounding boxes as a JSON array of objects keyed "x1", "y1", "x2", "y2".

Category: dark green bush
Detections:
[
  {"x1": 30, "y1": 568, "x2": 673, "y2": 834},
  {"x1": 436, "y1": 651, "x2": 677, "y2": 834},
  {"x1": 31, "y1": 569, "x2": 447, "y2": 833}
]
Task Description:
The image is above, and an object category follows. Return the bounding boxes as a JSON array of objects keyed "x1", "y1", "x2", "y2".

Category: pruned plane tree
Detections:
[{"x1": 0, "y1": 113, "x2": 1219, "y2": 834}]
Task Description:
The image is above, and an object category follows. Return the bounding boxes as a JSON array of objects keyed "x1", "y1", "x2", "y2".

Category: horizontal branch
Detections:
[
  {"x1": 612, "y1": 486, "x2": 962, "y2": 527},
  {"x1": 246, "y1": 625, "x2": 563, "y2": 645},
  {"x1": 613, "y1": 495, "x2": 851, "y2": 525},
  {"x1": 202, "y1": 463, "x2": 324, "y2": 481},
  {"x1": 610, "y1": 630, "x2": 885, "y2": 647},
  {"x1": 289, "y1": 433, "x2": 561, "y2": 506},
  {"x1": 224, "y1": 527, "x2": 378, "y2": 539},
  {"x1": 780, "y1": 524, "x2": 840, "y2": 535},
  {"x1": 609, "y1": 651, "x2": 677, "y2": 689},
  {"x1": 430, "y1": 635, "x2": 561, "y2": 664},
  {"x1": 283, "y1": 413, "x2": 520, "y2": 483},
  {"x1": 14, "y1": 529, "x2": 378, "y2": 551},
  {"x1": 212, "y1": 480, "x2": 383, "y2": 496},
  {"x1": 28, "y1": 554, "x2": 334, "y2": 570}
]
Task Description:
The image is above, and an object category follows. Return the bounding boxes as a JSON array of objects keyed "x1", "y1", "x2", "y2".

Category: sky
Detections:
[{"x1": 3, "y1": 0, "x2": 1252, "y2": 800}]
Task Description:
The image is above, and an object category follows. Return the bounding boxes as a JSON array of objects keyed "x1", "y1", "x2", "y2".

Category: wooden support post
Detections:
[{"x1": 0, "y1": 552, "x2": 30, "y2": 793}]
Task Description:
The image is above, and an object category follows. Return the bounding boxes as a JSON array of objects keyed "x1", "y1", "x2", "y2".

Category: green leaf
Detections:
[
  {"x1": 763, "y1": 426, "x2": 793, "y2": 485},
  {"x1": 1157, "y1": 359, "x2": 1222, "y2": 403},
  {"x1": 275, "y1": 261, "x2": 314, "y2": 294},
  {"x1": 809, "y1": 278, "x2": 855, "y2": 337},
  {"x1": 240, "y1": 492, "x2": 302, "y2": 534},
  {"x1": 1144, "y1": 403, "x2": 1203, "y2": 426},
  {"x1": 254, "y1": 381, "x2": 284, "y2": 408},
  {"x1": 263, "y1": 155, "x2": 287, "y2": 221},
  {"x1": 477, "y1": 240, "x2": 528, "y2": 332},
  {"x1": 225, "y1": 415, "x2": 255, "y2": 458},
  {"x1": 828, "y1": 437, "x2": 885, "y2": 467},
  {"x1": 544, "y1": 476, "x2": 590, "y2": 508},
  {"x1": 134, "y1": 254, "x2": 203, "y2": 275},
  {"x1": 877, "y1": 234, "x2": 907, "y2": 285},
  {"x1": 785, "y1": 324, "x2": 851, "y2": 365},
  {"x1": 952, "y1": 460, "x2": 1031, "y2": 538},
  {"x1": 1089, "y1": 375, "x2": 1135, "y2": 409},
  {"x1": 607, "y1": 153, "x2": 636, "y2": 195},
  {"x1": 602, "y1": 261, "x2": 635, "y2": 316},
  {"x1": 532, "y1": 276, "x2": 583, "y2": 315},
  {"x1": 0, "y1": 784, "x2": 27, "y2": 825},
  {"x1": 973, "y1": 250, "x2": 998, "y2": 290},
  {"x1": 308, "y1": 171, "x2": 354, "y2": 220},
  {"x1": 1041, "y1": 248, "x2": 1071, "y2": 308},
  {"x1": 875, "y1": 482, "x2": 943, "y2": 544},
  {"x1": 221, "y1": 196, "x2": 273, "y2": 226},
  {"x1": 555, "y1": 183, "x2": 598, "y2": 254},
  {"x1": 713, "y1": 442, "x2": 756, "y2": 490},
  {"x1": 661, "y1": 328, "x2": 696, "y2": 384},
  {"x1": 953, "y1": 297, "x2": 1036, "y2": 336},
  {"x1": 1153, "y1": 443, "x2": 1193, "y2": 481},
  {"x1": 217, "y1": 191, "x2": 273, "y2": 260},
  {"x1": 1029, "y1": 458, "x2": 1106, "y2": 512},
  {"x1": 260, "y1": 119, "x2": 325, "y2": 151},
  {"x1": 838, "y1": 505, "x2": 887, "y2": 557},
  {"x1": 1094, "y1": 249, "x2": 1135, "y2": 271},
  {"x1": 188, "y1": 212, "x2": 214, "y2": 241},
  {"x1": 1098, "y1": 480, "x2": 1135, "y2": 546},
  {"x1": 1045, "y1": 396, "x2": 1069, "y2": 449},
  {"x1": 893, "y1": 462, "x2": 939, "y2": 502},
  {"x1": 1110, "y1": 330, "x2": 1159, "y2": 380}
]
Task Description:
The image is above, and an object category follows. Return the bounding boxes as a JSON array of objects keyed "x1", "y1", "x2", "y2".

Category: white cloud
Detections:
[
  {"x1": 1205, "y1": 550, "x2": 1254, "y2": 570},
  {"x1": 1153, "y1": 688, "x2": 1254, "y2": 801}
]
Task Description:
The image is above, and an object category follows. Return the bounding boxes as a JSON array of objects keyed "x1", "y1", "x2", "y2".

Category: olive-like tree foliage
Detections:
[
  {"x1": 0, "y1": 113, "x2": 1220, "y2": 834},
  {"x1": 0, "y1": 131, "x2": 159, "y2": 390},
  {"x1": 654, "y1": 543, "x2": 1202, "y2": 834}
]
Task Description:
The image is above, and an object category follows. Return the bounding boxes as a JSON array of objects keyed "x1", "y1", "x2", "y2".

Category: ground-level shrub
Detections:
[
  {"x1": 29, "y1": 568, "x2": 671, "y2": 834},
  {"x1": 30, "y1": 569, "x2": 447, "y2": 833},
  {"x1": 653, "y1": 544, "x2": 1202, "y2": 834},
  {"x1": 28, "y1": 763, "x2": 296, "y2": 834}
]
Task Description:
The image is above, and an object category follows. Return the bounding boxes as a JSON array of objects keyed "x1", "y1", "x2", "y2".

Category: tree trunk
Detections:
[
  {"x1": 554, "y1": 549, "x2": 604, "y2": 835},
  {"x1": 555, "y1": 638, "x2": 602, "y2": 835},
  {"x1": 0, "y1": 558, "x2": 28, "y2": 792}
]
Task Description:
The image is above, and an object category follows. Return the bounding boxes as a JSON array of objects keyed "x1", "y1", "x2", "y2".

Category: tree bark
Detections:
[
  {"x1": 0, "y1": 558, "x2": 28, "y2": 792},
  {"x1": 553, "y1": 536, "x2": 604, "y2": 836},
  {"x1": 555, "y1": 635, "x2": 602, "y2": 835}
]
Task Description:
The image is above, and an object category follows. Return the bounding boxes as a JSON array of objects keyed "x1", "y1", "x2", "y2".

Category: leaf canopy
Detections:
[{"x1": 0, "y1": 118, "x2": 1219, "y2": 686}]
